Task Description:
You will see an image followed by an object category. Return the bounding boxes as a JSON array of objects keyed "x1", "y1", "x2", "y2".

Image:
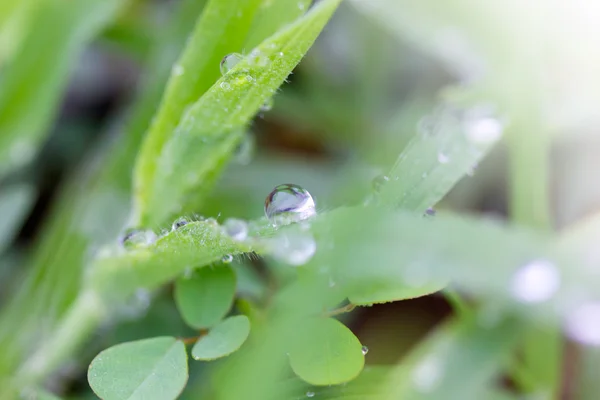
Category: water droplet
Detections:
[
  {"x1": 222, "y1": 254, "x2": 233, "y2": 264},
  {"x1": 120, "y1": 228, "x2": 157, "y2": 248},
  {"x1": 298, "y1": 2, "x2": 307, "y2": 11},
  {"x1": 278, "y1": 51, "x2": 284, "y2": 57},
  {"x1": 172, "y1": 217, "x2": 189, "y2": 231},
  {"x1": 223, "y1": 218, "x2": 248, "y2": 241},
  {"x1": 205, "y1": 217, "x2": 219, "y2": 227},
  {"x1": 437, "y1": 152, "x2": 450, "y2": 164},
  {"x1": 424, "y1": 208, "x2": 436, "y2": 217},
  {"x1": 265, "y1": 184, "x2": 316, "y2": 226},
  {"x1": 183, "y1": 266, "x2": 193, "y2": 279},
  {"x1": 220, "y1": 81, "x2": 231, "y2": 91},
  {"x1": 173, "y1": 64, "x2": 184, "y2": 76},
  {"x1": 270, "y1": 231, "x2": 316, "y2": 266},
  {"x1": 510, "y1": 260, "x2": 560, "y2": 303},
  {"x1": 220, "y1": 53, "x2": 243, "y2": 75},
  {"x1": 120, "y1": 289, "x2": 151, "y2": 319},
  {"x1": 245, "y1": 74, "x2": 254, "y2": 82},
  {"x1": 372, "y1": 175, "x2": 389, "y2": 193},
  {"x1": 465, "y1": 116, "x2": 503, "y2": 145},
  {"x1": 260, "y1": 97, "x2": 274, "y2": 112},
  {"x1": 361, "y1": 345, "x2": 369, "y2": 355},
  {"x1": 565, "y1": 302, "x2": 600, "y2": 346},
  {"x1": 412, "y1": 356, "x2": 443, "y2": 393},
  {"x1": 306, "y1": 392, "x2": 315, "y2": 398},
  {"x1": 234, "y1": 133, "x2": 255, "y2": 165}
]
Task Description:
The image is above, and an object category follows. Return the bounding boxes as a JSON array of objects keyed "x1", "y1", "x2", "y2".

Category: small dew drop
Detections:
[
  {"x1": 465, "y1": 116, "x2": 503, "y2": 145},
  {"x1": 361, "y1": 345, "x2": 369, "y2": 355},
  {"x1": 220, "y1": 82, "x2": 231, "y2": 91},
  {"x1": 437, "y1": 152, "x2": 450, "y2": 164},
  {"x1": 278, "y1": 51, "x2": 284, "y2": 57},
  {"x1": 173, "y1": 64, "x2": 185, "y2": 76},
  {"x1": 270, "y1": 231, "x2": 316, "y2": 266},
  {"x1": 172, "y1": 217, "x2": 189, "y2": 231},
  {"x1": 412, "y1": 356, "x2": 443, "y2": 393},
  {"x1": 120, "y1": 228, "x2": 157, "y2": 248},
  {"x1": 510, "y1": 259, "x2": 560, "y2": 303},
  {"x1": 245, "y1": 74, "x2": 254, "y2": 82},
  {"x1": 565, "y1": 302, "x2": 600, "y2": 346},
  {"x1": 205, "y1": 218, "x2": 219, "y2": 227},
  {"x1": 222, "y1": 254, "x2": 233, "y2": 264},
  {"x1": 265, "y1": 184, "x2": 316, "y2": 226},
  {"x1": 260, "y1": 97, "x2": 274, "y2": 112},
  {"x1": 306, "y1": 392, "x2": 315, "y2": 398},
  {"x1": 223, "y1": 218, "x2": 248, "y2": 241},
  {"x1": 234, "y1": 133, "x2": 255, "y2": 165},
  {"x1": 372, "y1": 175, "x2": 389, "y2": 193},
  {"x1": 298, "y1": 2, "x2": 307, "y2": 11},
  {"x1": 220, "y1": 53, "x2": 243, "y2": 75},
  {"x1": 424, "y1": 208, "x2": 436, "y2": 217}
]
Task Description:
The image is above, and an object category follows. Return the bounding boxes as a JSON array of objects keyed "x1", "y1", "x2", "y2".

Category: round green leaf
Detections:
[
  {"x1": 288, "y1": 318, "x2": 365, "y2": 385},
  {"x1": 192, "y1": 315, "x2": 251, "y2": 360},
  {"x1": 88, "y1": 337, "x2": 188, "y2": 400},
  {"x1": 175, "y1": 265, "x2": 236, "y2": 329}
]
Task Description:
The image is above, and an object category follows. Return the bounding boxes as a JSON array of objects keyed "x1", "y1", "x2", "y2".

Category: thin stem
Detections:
[
  {"x1": 507, "y1": 114, "x2": 561, "y2": 395},
  {"x1": 16, "y1": 290, "x2": 107, "y2": 385}
]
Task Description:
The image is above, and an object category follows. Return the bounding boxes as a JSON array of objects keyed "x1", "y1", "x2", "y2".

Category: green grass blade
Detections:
[
  {"x1": 384, "y1": 318, "x2": 522, "y2": 399},
  {"x1": 0, "y1": 0, "x2": 122, "y2": 177},
  {"x1": 243, "y1": 0, "x2": 312, "y2": 49},
  {"x1": 0, "y1": 0, "x2": 207, "y2": 378},
  {"x1": 377, "y1": 105, "x2": 502, "y2": 210},
  {"x1": 0, "y1": 184, "x2": 35, "y2": 254},
  {"x1": 139, "y1": 0, "x2": 343, "y2": 226},
  {"x1": 88, "y1": 219, "x2": 274, "y2": 301},
  {"x1": 132, "y1": 0, "x2": 264, "y2": 220}
]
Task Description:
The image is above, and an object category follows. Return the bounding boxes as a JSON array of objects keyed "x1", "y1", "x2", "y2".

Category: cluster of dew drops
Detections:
[{"x1": 120, "y1": 183, "x2": 319, "y2": 267}]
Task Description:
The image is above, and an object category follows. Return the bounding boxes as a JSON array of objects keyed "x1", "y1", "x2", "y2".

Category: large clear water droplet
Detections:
[
  {"x1": 270, "y1": 231, "x2": 316, "y2": 266},
  {"x1": 172, "y1": 217, "x2": 189, "y2": 231},
  {"x1": 565, "y1": 302, "x2": 600, "y2": 346},
  {"x1": 223, "y1": 218, "x2": 248, "y2": 241},
  {"x1": 220, "y1": 53, "x2": 243, "y2": 75},
  {"x1": 265, "y1": 184, "x2": 316, "y2": 226},
  {"x1": 510, "y1": 260, "x2": 560, "y2": 303},
  {"x1": 120, "y1": 228, "x2": 157, "y2": 248}
]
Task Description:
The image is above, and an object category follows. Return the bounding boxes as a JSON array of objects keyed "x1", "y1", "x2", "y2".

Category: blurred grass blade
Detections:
[
  {"x1": 383, "y1": 318, "x2": 522, "y2": 399},
  {"x1": 139, "y1": 0, "x2": 343, "y2": 226},
  {"x1": 0, "y1": 0, "x2": 206, "y2": 379},
  {"x1": 377, "y1": 105, "x2": 502, "y2": 210},
  {"x1": 243, "y1": 0, "x2": 312, "y2": 49},
  {"x1": 0, "y1": 0, "x2": 122, "y2": 177},
  {"x1": 132, "y1": 0, "x2": 264, "y2": 220},
  {"x1": 0, "y1": 184, "x2": 35, "y2": 253}
]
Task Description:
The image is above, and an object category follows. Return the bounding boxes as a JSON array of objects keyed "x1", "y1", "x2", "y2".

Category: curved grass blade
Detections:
[
  {"x1": 139, "y1": 0, "x2": 344, "y2": 226},
  {"x1": 0, "y1": 0, "x2": 122, "y2": 177},
  {"x1": 132, "y1": 0, "x2": 264, "y2": 221},
  {"x1": 376, "y1": 104, "x2": 502, "y2": 211}
]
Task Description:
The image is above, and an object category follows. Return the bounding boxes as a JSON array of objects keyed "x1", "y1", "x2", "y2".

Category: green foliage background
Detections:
[{"x1": 1, "y1": 0, "x2": 600, "y2": 399}]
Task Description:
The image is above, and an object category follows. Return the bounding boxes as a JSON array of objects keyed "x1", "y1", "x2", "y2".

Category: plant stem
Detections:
[
  {"x1": 16, "y1": 290, "x2": 107, "y2": 385},
  {"x1": 507, "y1": 115, "x2": 562, "y2": 395}
]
